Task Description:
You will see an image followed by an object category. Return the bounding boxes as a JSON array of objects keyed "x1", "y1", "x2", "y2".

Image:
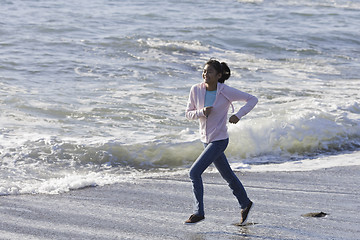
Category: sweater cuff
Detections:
[
  {"x1": 234, "y1": 112, "x2": 243, "y2": 120},
  {"x1": 198, "y1": 109, "x2": 205, "y2": 117}
]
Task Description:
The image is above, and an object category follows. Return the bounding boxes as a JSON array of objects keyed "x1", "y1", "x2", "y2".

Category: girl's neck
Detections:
[{"x1": 206, "y1": 83, "x2": 217, "y2": 91}]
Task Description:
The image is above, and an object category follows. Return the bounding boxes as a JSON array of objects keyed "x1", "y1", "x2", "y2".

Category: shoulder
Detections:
[
  {"x1": 219, "y1": 83, "x2": 237, "y2": 93},
  {"x1": 219, "y1": 83, "x2": 254, "y2": 100}
]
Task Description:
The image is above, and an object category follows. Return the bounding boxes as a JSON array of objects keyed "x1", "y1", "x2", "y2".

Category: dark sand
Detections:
[{"x1": 1, "y1": 166, "x2": 359, "y2": 239}]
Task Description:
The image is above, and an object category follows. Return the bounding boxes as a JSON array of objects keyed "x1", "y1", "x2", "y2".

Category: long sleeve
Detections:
[
  {"x1": 185, "y1": 85, "x2": 205, "y2": 120},
  {"x1": 235, "y1": 94, "x2": 258, "y2": 120},
  {"x1": 223, "y1": 85, "x2": 258, "y2": 120}
]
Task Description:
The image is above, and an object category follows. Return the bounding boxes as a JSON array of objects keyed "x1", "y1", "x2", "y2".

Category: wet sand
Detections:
[{"x1": 1, "y1": 166, "x2": 359, "y2": 240}]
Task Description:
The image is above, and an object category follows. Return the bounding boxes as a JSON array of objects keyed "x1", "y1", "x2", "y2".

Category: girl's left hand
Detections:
[{"x1": 229, "y1": 115, "x2": 240, "y2": 124}]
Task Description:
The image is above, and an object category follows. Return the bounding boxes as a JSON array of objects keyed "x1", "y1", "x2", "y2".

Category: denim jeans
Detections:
[{"x1": 189, "y1": 138, "x2": 251, "y2": 216}]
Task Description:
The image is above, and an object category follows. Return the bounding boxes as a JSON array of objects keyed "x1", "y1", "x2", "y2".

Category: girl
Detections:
[{"x1": 184, "y1": 59, "x2": 258, "y2": 224}]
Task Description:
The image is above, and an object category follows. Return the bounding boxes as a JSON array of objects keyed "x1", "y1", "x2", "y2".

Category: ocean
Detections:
[{"x1": 1, "y1": 0, "x2": 359, "y2": 195}]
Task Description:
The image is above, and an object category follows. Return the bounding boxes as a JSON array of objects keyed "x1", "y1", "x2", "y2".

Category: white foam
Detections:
[
  {"x1": 0, "y1": 168, "x2": 189, "y2": 196},
  {"x1": 237, "y1": 0, "x2": 263, "y2": 3},
  {"x1": 280, "y1": 0, "x2": 360, "y2": 10},
  {"x1": 226, "y1": 101, "x2": 360, "y2": 160},
  {"x1": 232, "y1": 151, "x2": 360, "y2": 172},
  {"x1": 141, "y1": 38, "x2": 210, "y2": 53}
]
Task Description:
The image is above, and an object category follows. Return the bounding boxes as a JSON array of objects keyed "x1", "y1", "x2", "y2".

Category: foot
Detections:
[
  {"x1": 184, "y1": 214, "x2": 205, "y2": 224},
  {"x1": 240, "y1": 201, "x2": 253, "y2": 224}
]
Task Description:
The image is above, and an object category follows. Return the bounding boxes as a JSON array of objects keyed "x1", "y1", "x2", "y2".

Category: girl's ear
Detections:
[{"x1": 217, "y1": 72, "x2": 222, "y2": 81}]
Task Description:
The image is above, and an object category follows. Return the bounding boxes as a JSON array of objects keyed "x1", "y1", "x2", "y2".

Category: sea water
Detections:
[{"x1": 1, "y1": 0, "x2": 359, "y2": 195}]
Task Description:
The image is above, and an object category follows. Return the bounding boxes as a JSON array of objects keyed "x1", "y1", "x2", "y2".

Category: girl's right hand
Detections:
[{"x1": 203, "y1": 106, "x2": 213, "y2": 118}]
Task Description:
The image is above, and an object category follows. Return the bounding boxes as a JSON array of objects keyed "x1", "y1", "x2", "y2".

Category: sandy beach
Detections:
[{"x1": 1, "y1": 165, "x2": 359, "y2": 240}]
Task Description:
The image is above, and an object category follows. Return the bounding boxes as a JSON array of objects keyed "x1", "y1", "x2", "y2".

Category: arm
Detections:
[
  {"x1": 226, "y1": 86, "x2": 258, "y2": 123},
  {"x1": 234, "y1": 94, "x2": 258, "y2": 120},
  {"x1": 185, "y1": 86, "x2": 206, "y2": 120}
]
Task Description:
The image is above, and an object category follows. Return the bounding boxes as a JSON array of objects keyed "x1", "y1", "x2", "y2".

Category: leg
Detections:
[
  {"x1": 189, "y1": 139, "x2": 228, "y2": 216},
  {"x1": 213, "y1": 153, "x2": 251, "y2": 209}
]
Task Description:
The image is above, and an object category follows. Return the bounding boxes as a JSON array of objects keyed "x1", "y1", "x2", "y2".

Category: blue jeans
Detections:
[{"x1": 189, "y1": 138, "x2": 251, "y2": 216}]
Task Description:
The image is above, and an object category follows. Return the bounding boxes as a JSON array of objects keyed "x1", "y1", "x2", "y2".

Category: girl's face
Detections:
[{"x1": 202, "y1": 64, "x2": 221, "y2": 86}]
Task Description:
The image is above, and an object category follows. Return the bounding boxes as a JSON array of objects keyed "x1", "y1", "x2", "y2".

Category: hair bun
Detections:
[{"x1": 220, "y1": 62, "x2": 231, "y2": 82}]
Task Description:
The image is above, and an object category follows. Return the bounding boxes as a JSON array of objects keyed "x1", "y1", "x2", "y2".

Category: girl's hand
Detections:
[
  {"x1": 229, "y1": 115, "x2": 240, "y2": 124},
  {"x1": 203, "y1": 106, "x2": 213, "y2": 117}
]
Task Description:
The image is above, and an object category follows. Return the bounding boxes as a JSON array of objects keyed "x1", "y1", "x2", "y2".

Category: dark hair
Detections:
[{"x1": 205, "y1": 59, "x2": 231, "y2": 83}]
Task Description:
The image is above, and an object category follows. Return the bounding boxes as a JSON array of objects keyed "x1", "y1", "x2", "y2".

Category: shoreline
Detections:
[{"x1": 1, "y1": 166, "x2": 359, "y2": 240}]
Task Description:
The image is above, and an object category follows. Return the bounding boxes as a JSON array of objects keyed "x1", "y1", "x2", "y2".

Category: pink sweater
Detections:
[{"x1": 186, "y1": 82, "x2": 258, "y2": 143}]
